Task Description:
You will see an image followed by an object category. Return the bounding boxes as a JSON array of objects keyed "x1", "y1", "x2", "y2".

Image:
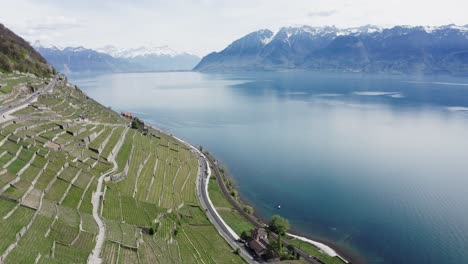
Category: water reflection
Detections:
[{"x1": 72, "y1": 71, "x2": 468, "y2": 264}]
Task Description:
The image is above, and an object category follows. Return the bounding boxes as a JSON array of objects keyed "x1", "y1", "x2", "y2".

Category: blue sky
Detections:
[{"x1": 1, "y1": 0, "x2": 467, "y2": 56}]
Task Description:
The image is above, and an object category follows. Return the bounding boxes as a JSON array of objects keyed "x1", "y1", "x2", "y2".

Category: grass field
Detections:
[
  {"x1": 208, "y1": 177, "x2": 234, "y2": 208},
  {"x1": 208, "y1": 174, "x2": 256, "y2": 238},
  {"x1": 286, "y1": 238, "x2": 346, "y2": 264},
  {"x1": 219, "y1": 210, "x2": 255, "y2": 236}
]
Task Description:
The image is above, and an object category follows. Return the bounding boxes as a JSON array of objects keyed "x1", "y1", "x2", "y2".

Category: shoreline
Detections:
[
  {"x1": 157, "y1": 130, "x2": 256, "y2": 263},
  {"x1": 287, "y1": 233, "x2": 349, "y2": 264},
  {"x1": 286, "y1": 226, "x2": 365, "y2": 264},
  {"x1": 129, "y1": 121, "x2": 362, "y2": 264},
  {"x1": 241, "y1": 194, "x2": 364, "y2": 264},
  {"x1": 211, "y1": 156, "x2": 365, "y2": 264}
]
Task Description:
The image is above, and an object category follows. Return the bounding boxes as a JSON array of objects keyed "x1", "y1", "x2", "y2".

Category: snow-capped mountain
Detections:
[
  {"x1": 33, "y1": 42, "x2": 121, "y2": 73},
  {"x1": 96, "y1": 45, "x2": 192, "y2": 58},
  {"x1": 194, "y1": 24, "x2": 468, "y2": 75},
  {"x1": 33, "y1": 42, "x2": 200, "y2": 73}
]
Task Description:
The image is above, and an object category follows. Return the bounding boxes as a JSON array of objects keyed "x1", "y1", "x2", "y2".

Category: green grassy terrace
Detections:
[{"x1": 0, "y1": 73, "x2": 243, "y2": 263}]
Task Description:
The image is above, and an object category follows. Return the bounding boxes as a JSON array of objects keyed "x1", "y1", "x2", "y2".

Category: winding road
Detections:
[
  {"x1": 195, "y1": 150, "x2": 257, "y2": 263},
  {"x1": 0, "y1": 76, "x2": 57, "y2": 115}
]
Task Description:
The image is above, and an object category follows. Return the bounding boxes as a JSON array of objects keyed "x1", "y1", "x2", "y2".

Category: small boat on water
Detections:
[{"x1": 277, "y1": 204, "x2": 281, "y2": 209}]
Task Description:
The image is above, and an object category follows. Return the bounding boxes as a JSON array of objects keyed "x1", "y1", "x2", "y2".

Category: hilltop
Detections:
[{"x1": 194, "y1": 24, "x2": 468, "y2": 75}]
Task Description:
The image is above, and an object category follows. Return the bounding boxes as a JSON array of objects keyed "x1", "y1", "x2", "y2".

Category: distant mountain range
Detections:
[
  {"x1": 194, "y1": 25, "x2": 468, "y2": 75},
  {"x1": 33, "y1": 41, "x2": 200, "y2": 73}
]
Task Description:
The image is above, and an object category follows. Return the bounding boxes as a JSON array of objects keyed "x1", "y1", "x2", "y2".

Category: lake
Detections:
[{"x1": 71, "y1": 71, "x2": 468, "y2": 264}]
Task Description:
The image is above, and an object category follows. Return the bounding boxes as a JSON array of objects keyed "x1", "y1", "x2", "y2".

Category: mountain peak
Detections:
[
  {"x1": 32, "y1": 40, "x2": 63, "y2": 51},
  {"x1": 194, "y1": 24, "x2": 468, "y2": 75}
]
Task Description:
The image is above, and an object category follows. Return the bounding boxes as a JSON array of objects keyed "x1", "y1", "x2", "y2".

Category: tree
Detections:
[
  {"x1": 243, "y1": 205, "x2": 254, "y2": 215},
  {"x1": 225, "y1": 177, "x2": 235, "y2": 190},
  {"x1": 268, "y1": 215, "x2": 290, "y2": 236},
  {"x1": 277, "y1": 234, "x2": 282, "y2": 252},
  {"x1": 219, "y1": 166, "x2": 226, "y2": 173},
  {"x1": 230, "y1": 189, "x2": 238, "y2": 199},
  {"x1": 149, "y1": 222, "x2": 160, "y2": 235},
  {"x1": 240, "y1": 230, "x2": 251, "y2": 240},
  {"x1": 267, "y1": 240, "x2": 280, "y2": 259},
  {"x1": 286, "y1": 244, "x2": 295, "y2": 253},
  {"x1": 199, "y1": 145, "x2": 203, "y2": 152},
  {"x1": 131, "y1": 120, "x2": 140, "y2": 130}
]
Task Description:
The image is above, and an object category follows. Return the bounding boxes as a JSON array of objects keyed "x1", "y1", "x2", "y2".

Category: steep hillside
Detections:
[
  {"x1": 0, "y1": 25, "x2": 243, "y2": 263},
  {"x1": 194, "y1": 24, "x2": 468, "y2": 75},
  {"x1": 0, "y1": 24, "x2": 54, "y2": 77},
  {"x1": 0, "y1": 72, "x2": 244, "y2": 263}
]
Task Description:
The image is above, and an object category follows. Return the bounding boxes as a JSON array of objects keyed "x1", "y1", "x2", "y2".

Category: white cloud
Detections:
[
  {"x1": 28, "y1": 16, "x2": 83, "y2": 31},
  {"x1": 1, "y1": 0, "x2": 468, "y2": 56}
]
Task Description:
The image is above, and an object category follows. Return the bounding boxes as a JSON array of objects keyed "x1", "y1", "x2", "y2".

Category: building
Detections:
[
  {"x1": 248, "y1": 228, "x2": 270, "y2": 258},
  {"x1": 122, "y1": 112, "x2": 147, "y2": 131},
  {"x1": 121, "y1": 112, "x2": 134, "y2": 119},
  {"x1": 78, "y1": 114, "x2": 88, "y2": 122}
]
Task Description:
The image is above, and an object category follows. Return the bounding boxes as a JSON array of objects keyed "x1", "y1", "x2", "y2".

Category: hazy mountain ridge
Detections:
[
  {"x1": 33, "y1": 42, "x2": 200, "y2": 73},
  {"x1": 194, "y1": 24, "x2": 468, "y2": 75}
]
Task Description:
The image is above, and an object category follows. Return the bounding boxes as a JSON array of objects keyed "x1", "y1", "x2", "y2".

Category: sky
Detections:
[{"x1": 1, "y1": 0, "x2": 468, "y2": 56}]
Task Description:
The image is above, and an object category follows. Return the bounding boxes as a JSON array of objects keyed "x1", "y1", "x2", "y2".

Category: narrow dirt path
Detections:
[{"x1": 88, "y1": 127, "x2": 129, "y2": 264}]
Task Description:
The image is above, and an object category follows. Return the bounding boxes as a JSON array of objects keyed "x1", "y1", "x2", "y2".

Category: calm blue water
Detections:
[{"x1": 71, "y1": 71, "x2": 468, "y2": 264}]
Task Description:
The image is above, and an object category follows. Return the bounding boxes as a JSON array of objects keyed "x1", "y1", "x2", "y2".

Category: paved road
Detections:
[
  {"x1": 193, "y1": 148, "x2": 258, "y2": 264},
  {"x1": 0, "y1": 76, "x2": 57, "y2": 115},
  {"x1": 204, "y1": 153, "x2": 326, "y2": 264}
]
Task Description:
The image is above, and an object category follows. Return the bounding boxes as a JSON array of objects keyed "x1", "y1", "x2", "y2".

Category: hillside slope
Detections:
[
  {"x1": 0, "y1": 24, "x2": 242, "y2": 263},
  {"x1": 0, "y1": 24, "x2": 54, "y2": 77}
]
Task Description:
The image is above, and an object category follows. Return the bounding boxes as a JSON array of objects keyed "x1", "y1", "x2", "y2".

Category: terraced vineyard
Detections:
[
  {"x1": 0, "y1": 72, "x2": 243, "y2": 263},
  {"x1": 0, "y1": 72, "x2": 47, "y2": 105}
]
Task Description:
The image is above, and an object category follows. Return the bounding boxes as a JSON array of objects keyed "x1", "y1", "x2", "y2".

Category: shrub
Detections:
[
  {"x1": 225, "y1": 177, "x2": 235, "y2": 190},
  {"x1": 243, "y1": 205, "x2": 254, "y2": 215},
  {"x1": 131, "y1": 120, "x2": 140, "y2": 130},
  {"x1": 230, "y1": 189, "x2": 238, "y2": 199},
  {"x1": 240, "y1": 231, "x2": 251, "y2": 240}
]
